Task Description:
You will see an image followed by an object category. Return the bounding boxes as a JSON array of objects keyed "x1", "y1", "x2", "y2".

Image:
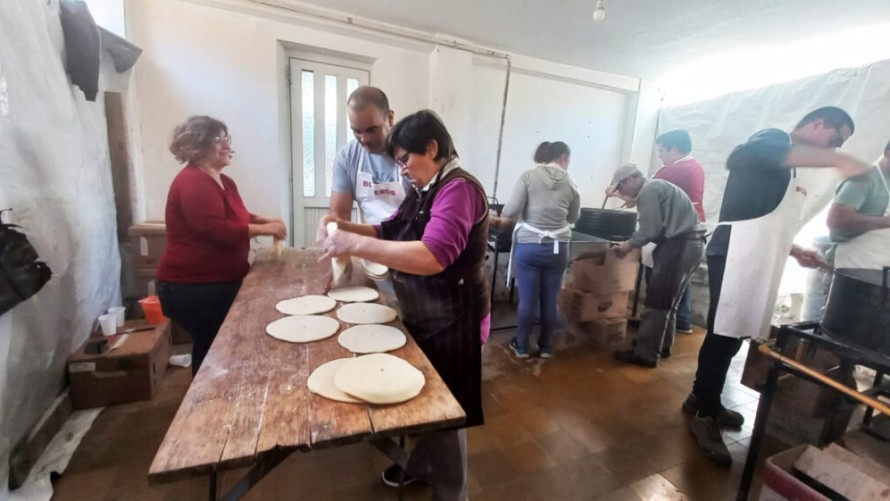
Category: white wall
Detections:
[
  {"x1": 129, "y1": 0, "x2": 645, "y2": 239},
  {"x1": 129, "y1": 0, "x2": 434, "y2": 232},
  {"x1": 0, "y1": 0, "x2": 122, "y2": 491}
]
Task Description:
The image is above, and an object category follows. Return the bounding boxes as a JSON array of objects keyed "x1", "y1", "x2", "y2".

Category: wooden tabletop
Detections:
[{"x1": 149, "y1": 248, "x2": 466, "y2": 484}]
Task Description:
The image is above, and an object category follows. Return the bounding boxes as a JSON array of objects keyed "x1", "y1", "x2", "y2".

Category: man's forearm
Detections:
[{"x1": 827, "y1": 204, "x2": 890, "y2": 236}]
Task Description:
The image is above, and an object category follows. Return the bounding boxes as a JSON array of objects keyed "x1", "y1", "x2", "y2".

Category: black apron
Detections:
[{"x1": 381, "y1": 165, "x2": 490, "y2": 428}]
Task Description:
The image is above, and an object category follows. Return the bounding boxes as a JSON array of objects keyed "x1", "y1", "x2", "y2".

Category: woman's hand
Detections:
[
  {"x1": 265, "y1": 221, "x2": 287, "y2": 240},
  {"x1": 321, "y1": 229, "x2": 361, "y2": 260},
  {"x1": 316, "y1": 214, "x2": 341, "y2": 243}
]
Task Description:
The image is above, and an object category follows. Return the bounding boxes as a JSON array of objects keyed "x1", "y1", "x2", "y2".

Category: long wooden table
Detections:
[{"x1": 149, "y1": 248, "x2": 466, "y2": 499}]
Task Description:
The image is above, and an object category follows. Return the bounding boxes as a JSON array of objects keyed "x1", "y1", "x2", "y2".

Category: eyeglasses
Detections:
[
  {"x1": 395, "y1": 152, "x2": 411, "y2": 167},
  {"x1": 214, "y1": 135, "x2": 233, "y2": 146}
]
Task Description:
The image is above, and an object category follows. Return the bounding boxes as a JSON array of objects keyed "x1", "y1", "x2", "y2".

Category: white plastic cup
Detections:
[
  {"x1": 108, "y1": 306, "x2": 126, "y2": 327},
  {"x1": 169, "y1": 354, "x2": 192, "y2": 367},
  {"x1": 98, "y1": 314, "x2": 117, "y2": 336}
]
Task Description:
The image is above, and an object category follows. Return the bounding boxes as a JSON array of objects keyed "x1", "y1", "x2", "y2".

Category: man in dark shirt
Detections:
[{"x1": 684, "y1": 107, "x2": 868, "y2": 466}]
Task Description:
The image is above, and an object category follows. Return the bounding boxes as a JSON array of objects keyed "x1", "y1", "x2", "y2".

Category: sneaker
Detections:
[
  {"x1": 682, "y1": 393, "x2": 745, "y2": 429},
  {"x1": 613, "y1": 349, "x2": 657, "y2": 368},
  {"x1": 509, "y1": 338, "x2": 529, "y2": 359},
  {"x1": 537, "y1": 342, "x2": 553, "y2": 359},
  {"x1": 381, "y1": 463, "x2": 419, "y2": 487},
  {"x1": 677, "y1": 326, "x2": 693, "y2": 334},
  {"x1": 688, "y1": 414, "x2": 732, "y2": 467}
]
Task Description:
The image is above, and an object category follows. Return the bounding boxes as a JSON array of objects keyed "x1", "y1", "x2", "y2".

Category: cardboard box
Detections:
[
  {"x1": 128, "y1": 223, "x2": 167, "y2": 273},
  {"x1": 565, "y1": 317, "x2": 626, "y2": 346},
  {"x1": 766, "y1": 398, "x2": 854, "y2": 446},
  {"x1": 559, "y1": 286, "x2": 628, "y2": 322},
  {"x1": 760, "y1": 445, "x2": 830, "y2": 501},
  {"x1": 170, "y1": 320, "x2": 192, "y2": 345},
  {"x1": 741, "y1": 328, "x2": 841, "y2": 395},
  {"x1": 68, "y1": 321, "x2": 172, "y2": 409},
  {"x1": 570, "y1": 248, "x2": 640, "y2": 295}
]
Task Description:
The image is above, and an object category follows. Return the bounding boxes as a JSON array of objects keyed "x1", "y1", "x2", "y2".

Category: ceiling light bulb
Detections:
[{"x1": 592, "y1": 0, "x2": 606, "y2": 22}]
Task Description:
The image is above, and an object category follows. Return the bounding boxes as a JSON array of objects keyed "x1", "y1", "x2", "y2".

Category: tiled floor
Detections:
[{"x1": 51, "y1": 311, "x2": 774, "y2": 500}]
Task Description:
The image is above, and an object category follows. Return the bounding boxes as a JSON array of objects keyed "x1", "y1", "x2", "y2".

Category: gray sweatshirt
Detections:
[
  {"x1": 629, "y1": 178, "x2": 701, "y2": 247},
  {"x1": 502, "y1": 163, "x2": 581, "y2": 244}
]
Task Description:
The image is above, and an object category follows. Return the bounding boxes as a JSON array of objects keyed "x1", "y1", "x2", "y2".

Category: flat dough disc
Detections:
[
  {"x1": 266, "y1": 315, "x2": 340, "y2": 343},
  {"x1": 327, "y1": 286, "x2": 380, "y2": 303},
  {"x1": 338, "y1": 324, "x2": 407, "y2": 354},
  {"x1": 337, "y1": 303, "x2": 397, "y2": 324},
  {"x1": 334, "y1": 353, "x2": 425, "y2": 404},
  {"x1": 308, "y1": 358, "x2": 364, "y2": 403},
  {"x1": 362, "y1": 259, "x2": 389, "y2": 278},
  {"x1": 276, "y1": 295, "x2": 337, "y2": 315}
]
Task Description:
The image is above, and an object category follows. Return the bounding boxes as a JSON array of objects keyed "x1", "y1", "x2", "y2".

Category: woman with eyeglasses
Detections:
[
  {"x1": 499, "y1": 141, "x2": 580, "y2": 359},
  {"x1": 157, "y1": 115, "x2": 286, "y2": 375},
  {"x1": 320, "y1": 110, "x2": 488, "y2": 500}
]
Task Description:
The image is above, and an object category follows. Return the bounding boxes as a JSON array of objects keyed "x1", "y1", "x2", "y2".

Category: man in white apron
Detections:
[
  {"x1": 329, "y1": 86, "x2": 408, "y2": 224},
  {"x1": 684, "y1": 107, "x2": 868, "y2": 467},
  {"x1": 325, "y1": 86, "x2": 408, "y2": 305},
  {"x1": 828, "y1": 138, "x2": 890, "y2": 269}
]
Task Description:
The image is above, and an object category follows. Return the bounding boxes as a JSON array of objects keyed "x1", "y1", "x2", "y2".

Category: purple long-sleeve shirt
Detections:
[{"x1": 375, "y1": 177, "x2": 491, "y2": 343}]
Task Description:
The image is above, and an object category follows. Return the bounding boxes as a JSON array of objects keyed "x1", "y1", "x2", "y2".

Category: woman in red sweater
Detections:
[{"x1": 157, "y1": 116, "x2": 286, "y2": 375}]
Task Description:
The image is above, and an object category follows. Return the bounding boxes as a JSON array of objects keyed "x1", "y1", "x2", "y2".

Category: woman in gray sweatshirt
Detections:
[{"x1": 501, "y1": 141, "x2": 581, "y2": 358}]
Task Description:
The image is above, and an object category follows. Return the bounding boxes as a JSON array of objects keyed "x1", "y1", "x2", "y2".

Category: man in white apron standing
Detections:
[
  {"x1": 828, "y1": 137, "x2": 890, "y2": 269},
  {"x1": 329, "y1": 86, "x2": 408, "y2": 224},
  {"x1": 685, "y1": 107, "x2": 868, "y2": 467},
  {"x1": 325, "y1": 87, "x2": 408, "y2": 304}
]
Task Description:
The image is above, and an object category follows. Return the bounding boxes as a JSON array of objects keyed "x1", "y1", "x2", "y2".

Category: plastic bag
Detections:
[{"x1": 0, "y1": 209, "x2": 52, "y2": 316}]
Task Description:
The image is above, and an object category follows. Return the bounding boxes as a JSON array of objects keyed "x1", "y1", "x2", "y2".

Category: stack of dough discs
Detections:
[
  {"x1": 362, "y1": 259, "x2": 390, "y2": 280},
  {"x1": 307, "y1": 358, "x2": 364, "y2": 403},
  {"x1": 327, "y1": 286, "x2": 379, "y2": 303},
  {"x1": 266, "y1": 315, "x2": 340, "y2": 343},
  {"x1": 338, "y1": 324, "x2": 407, "y2": 353},
  {"x1": 334, "y1": 353, "x2": 425, "y2": 404},
  {"x1": 337, "y1": 302, "x2": 397, "y2": 324},
  {"x1": 276, "y1": 295, "x2": 337, "y2": 315}
]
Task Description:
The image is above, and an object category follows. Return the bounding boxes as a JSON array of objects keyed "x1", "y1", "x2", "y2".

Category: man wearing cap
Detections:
[{"x1": 607, "y1": 164, "x2": 704, "y2": 368}]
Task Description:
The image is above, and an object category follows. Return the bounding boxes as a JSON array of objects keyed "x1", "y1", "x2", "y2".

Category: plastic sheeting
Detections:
[
  {"x1": 0, "y1": 0, "x2": 121, "y2": 494},
  {"x1": 657, "y1": 59, "x2": 890, "y2": 225},
  {"x1": 656, "y1": 59, "x2": 890, "y2": 321}
]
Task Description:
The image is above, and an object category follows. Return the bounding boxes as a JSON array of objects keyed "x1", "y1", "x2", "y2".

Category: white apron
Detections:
[
  {"x1": 506, "y1": 222, "x2": 571, "y2": 285},
  {"x1": 354, "y1": 151, "x2": 405, "y2": 224},
  {"x1": 713, "y1": 173, "x2": 807, "y2": 340},
  {"x1": 834, "y1": 165, "x2": 890, "y2": 269}
]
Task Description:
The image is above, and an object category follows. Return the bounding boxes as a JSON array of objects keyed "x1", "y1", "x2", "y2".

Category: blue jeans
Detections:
[
  {"x1": 514, "y1": 242, "x2": 568, "y2": 352},
  {"x1": 645, "y1": 266, "x2": 693, "y2": 330}
]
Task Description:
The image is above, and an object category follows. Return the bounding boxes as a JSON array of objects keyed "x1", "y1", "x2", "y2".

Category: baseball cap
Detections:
[{"x1": 609, "y1": 163, "x2": 642, "y2": 190}]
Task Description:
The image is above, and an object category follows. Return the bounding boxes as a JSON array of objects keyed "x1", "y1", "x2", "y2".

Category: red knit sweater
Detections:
[
  {"x1": 157, "y1": 166, "x2": 253, "y2": 283},
  {"x1": 654, "y1": 157, "x2": 706, "y2": 222}
]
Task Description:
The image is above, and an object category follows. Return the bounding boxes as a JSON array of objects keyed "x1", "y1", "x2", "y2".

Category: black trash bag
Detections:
[{"x1": 0, "y1": 210, "x2": 52, "y2": 316}]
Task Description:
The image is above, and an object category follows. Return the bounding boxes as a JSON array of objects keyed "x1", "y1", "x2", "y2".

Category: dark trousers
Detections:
[
  {"x1": 645, "y1": 267, "x2": 693, "y2": 330},
  {"x1": 634, "y1": 238, "x2": 703, "y2": 362},
  {"x1": 691, "y1": 255, "x2": 744, "y2": 417},
  {"x1": 157, "y1": 280, "x2": 241, "y2": 376}
]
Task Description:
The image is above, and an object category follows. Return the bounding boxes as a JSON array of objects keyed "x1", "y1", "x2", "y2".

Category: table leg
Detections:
[
  {"x1": 737, "y1": 332, "x2": 789, "y2": 500},
  {"x1": 220, "y1": 448, "x2": 292, "y2": 501},
  {"x1": 209, "y1": 470, "x2": 219, "y2": 501}
]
